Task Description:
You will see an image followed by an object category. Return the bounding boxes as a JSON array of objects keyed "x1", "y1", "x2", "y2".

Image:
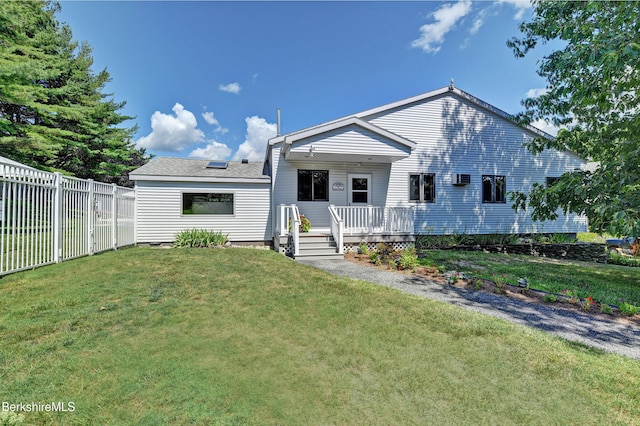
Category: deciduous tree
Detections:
[{"x1": 508, "y1": 0, "x2": 640, "y2": 237}]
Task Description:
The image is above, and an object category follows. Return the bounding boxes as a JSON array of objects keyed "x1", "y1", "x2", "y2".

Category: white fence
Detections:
[{"x1": 1, "y1": 160, "x2": 135, "y2": 276}]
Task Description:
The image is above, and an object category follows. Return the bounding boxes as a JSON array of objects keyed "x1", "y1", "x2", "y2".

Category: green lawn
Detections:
[
  {"x1": 1, "y1": 247, "x2": 639, "y2": 425},
  {"x1": 418, "y1": 249, "x2": 640, "y2": 307}
]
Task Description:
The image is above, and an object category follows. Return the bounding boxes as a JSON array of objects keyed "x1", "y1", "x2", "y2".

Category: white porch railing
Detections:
[
  {"x1": 332, "y1": 206, "x2": 414, "y2": 235},
  {"x1": 1, "y1": 160, "x2": 136, "y2": 276},
  {"x1": 328, "y1": 205, "x2": 344, "y2": 254},
  {"x1": 277, "y1": 204, "x2": 300, "y2": 256}
]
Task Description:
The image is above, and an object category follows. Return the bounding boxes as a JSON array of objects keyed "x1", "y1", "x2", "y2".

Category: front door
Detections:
[{"x1": 348, "y1": 174, "x2": 371, "y2": 206}]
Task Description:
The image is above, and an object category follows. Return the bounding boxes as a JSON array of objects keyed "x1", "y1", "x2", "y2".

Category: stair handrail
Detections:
[
  {"x1": 290, "y1": 205, "x2": 300, "y2": 257},
  {"x1": 277, "y1": 204, "x2": 300, "y2": 256},
  {"x1": 328, "y1": 205, "x2": 344, "y2": 255}
]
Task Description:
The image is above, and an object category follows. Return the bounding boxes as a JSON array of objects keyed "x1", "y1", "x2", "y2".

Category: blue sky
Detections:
[{"x1": 58, "y1": 1, "x2": 553, "y2": 162}]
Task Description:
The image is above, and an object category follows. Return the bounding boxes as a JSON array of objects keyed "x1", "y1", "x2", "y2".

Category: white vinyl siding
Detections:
[
  {"x1": 135, "y1": 181, "x2": 271, "y2": 243},
  {"x1": 287, "y1": 125, "x2": 412, "y2": 159},
  {"x1": 365, "y1": 93, "x2": 587, "y2": 234}
]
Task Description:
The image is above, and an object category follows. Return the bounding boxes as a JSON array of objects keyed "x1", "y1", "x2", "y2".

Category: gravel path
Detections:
[{"x1": 297, "y1": 258, "x2": 640, "y2": 360}]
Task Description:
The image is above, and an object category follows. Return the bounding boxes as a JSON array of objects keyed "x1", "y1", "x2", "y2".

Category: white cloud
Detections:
[
  {"x1": 232, "y1": 116, "x2": 277, "y2": 161},
  {"x1": 135, "y1": 103, "x2": 204, "y2": 152},
  {"x1": 202, "y1": 111, "x2": 229, "y2": 134},
  {"x1": 219, "y1": 82, "x2": 241, "y2": 94},
  {"x1": 497, "y1": 0, "x2": 531, "y2": 20},
  {"x1": 411, "y1": 0, "x2": 473, "y2": 54},
  {"x1": 202, "y1": 111, "x2": 218, "y2": 126},
  {"x1": 525, "y1": 87, "x2": 549, "y2": 98},
  {"x1": 469, "y1": 8, "x2": 487, "y2": 35},
  {"x1": 188, "y1": 140, "x2": 232, "y2": 160}
]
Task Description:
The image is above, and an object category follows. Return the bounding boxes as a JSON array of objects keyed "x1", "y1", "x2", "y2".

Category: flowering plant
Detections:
[
  {"x1": 288, "y1": 214, "x2": 312, "y2": 233},
  {"x1": 299, "y1": 215, "x2": 311, "y2": 232},
  {"x1": 581, "y1": 295, "x2": 595, "y2": 311}
]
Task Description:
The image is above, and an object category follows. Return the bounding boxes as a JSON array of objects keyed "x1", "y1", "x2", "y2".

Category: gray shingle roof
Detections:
[{"x1": 129, "y1": 157, "x2": 269, "y2": 181}]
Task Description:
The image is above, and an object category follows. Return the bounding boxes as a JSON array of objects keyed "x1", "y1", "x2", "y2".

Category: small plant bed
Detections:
[{"x1": 346, "y1": 247, "x2": 640, "y2": 327}]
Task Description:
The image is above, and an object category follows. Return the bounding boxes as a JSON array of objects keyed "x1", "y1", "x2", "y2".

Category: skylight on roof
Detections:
[{"x1": 206, "y1": 161, "x2": 228, "y2": 169}]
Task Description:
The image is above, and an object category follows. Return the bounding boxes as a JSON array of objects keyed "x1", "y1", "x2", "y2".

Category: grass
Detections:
[
  {"x1": 577, "y1": 232, "x2": 610, "y2": 244},
  {"x1": 1, "y1": 247, "x2": 640, "y2": 424},
  {"x1": 419, "y1": 249, "x2": 640, "y2": 307}
]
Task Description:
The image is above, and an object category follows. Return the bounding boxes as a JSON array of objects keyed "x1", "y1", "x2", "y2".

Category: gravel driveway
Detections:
[{"x1": 298, "y1": 258, "x2": 640, "y2": 360}]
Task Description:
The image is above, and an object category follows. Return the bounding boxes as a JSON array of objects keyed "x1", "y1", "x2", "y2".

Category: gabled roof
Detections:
[
  {"x1": 266, "y1": 85, "x2": 556, "y2": 162},
  {"x1": 129, "y1": 157, "x2": 269, "y2": 183},
  {"x1": 275, "y1": 116, "x2": 416, "y2": 150},
  {"x1": 356, "y1": 85, "x2": 555, "y2": 140}
]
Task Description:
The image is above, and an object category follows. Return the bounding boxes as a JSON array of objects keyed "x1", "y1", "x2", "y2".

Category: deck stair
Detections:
[{"x1": 294, "y1": 232, "x2": 343, "y2": 260}]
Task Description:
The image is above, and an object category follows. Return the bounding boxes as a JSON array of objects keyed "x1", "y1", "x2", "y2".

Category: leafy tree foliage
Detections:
[
  {"x1": 508, "y1": 1, "x2": 640, "y2": 237},
  {"x1": 0, "y1": 0, "x2": 147, "y2": 185}
]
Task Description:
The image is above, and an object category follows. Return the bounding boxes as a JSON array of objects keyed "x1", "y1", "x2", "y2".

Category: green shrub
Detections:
[
  {"x1": 445, "y1": 271, "x2": 461, "y2": 285},
  {"x1": 416, "y1": 232, "x2": 520, "y2": 249},
  {"x1": 397, "y1": 246, "x2": 418, "y2": 271},
  {"x1": 607, "y1": 252, "x2": 640, "y2": 268},
  {"x1": 543, "y1": 294, "x2": 558, "y2": 303},
  {"x1": 358, "y1": 242, "x2": 370, "y2": 255},
  {"x1": 547, "y1": 233, "x2": 577, "y2": 244},
  {"x1": 618, "y1": 301, "x2": 640, "y2": 316},
  {"x1": 174, "y1": 229, "x2": 229, "y2": 248},
  {"x1": 376, "y1": 242, "x2": 394, "y2": 256},
  {"x1": 369, "y1": 250, "x2": 382, "y2": 266},
  {"x1": 468, "y1": 233, "x2": 519, "y2": 245},
  {"x1": 600, "y1": 304, "x2": 613, "y2": 315}
]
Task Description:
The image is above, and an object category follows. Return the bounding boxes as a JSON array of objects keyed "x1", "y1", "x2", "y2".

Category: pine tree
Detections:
[{"x1": 0, "y1": 0, "x2": 147, "y2": 185}]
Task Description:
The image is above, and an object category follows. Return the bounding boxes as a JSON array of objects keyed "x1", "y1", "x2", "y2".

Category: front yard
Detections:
[{"x1": 1, "y1": 247, "x2": 640, "y2": 424}]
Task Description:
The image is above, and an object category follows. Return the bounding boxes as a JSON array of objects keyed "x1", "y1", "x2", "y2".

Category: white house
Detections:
[{"x1": 130, "y1": 85, "x2": 588, "y2": 258}]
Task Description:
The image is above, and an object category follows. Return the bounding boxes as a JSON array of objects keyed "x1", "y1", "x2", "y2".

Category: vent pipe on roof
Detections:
[
  {"x1": 241, "y1": 158, "x2": 249, "y2": 164},
  {"x1": 277, "y1": 108, "x2": 281, "y2": 136}
]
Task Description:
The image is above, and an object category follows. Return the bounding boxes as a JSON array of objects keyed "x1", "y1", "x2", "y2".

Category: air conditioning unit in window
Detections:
[{"x1": 453, "y1": 174, "x2": 471, "y2": 186}]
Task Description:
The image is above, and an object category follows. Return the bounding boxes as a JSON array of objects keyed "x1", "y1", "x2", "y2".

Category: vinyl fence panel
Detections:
[{"x1": 0, "y1": 160, "x2": 136, "y2": 276}]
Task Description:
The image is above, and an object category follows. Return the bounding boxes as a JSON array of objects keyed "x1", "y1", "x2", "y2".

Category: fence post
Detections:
[
  {"x1": 112, "y1": 184, "x2": 118, "y2": 250},
  {"x1": 133, "y1": 186, "x2": 138, "y2": 246},
  {"x1": 53, "y1": 173, "x2": 62, "y2": 263},
  {"x1": 88, "y1": 180, "x2": 94, "y2": 255}
]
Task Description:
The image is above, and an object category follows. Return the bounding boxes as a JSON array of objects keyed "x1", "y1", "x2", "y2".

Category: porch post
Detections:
[
  {"x1": 278, "y1": 204, "x2": 284, "y2": 236},
  {"x1": 368, "y1": 205, "x2": 373, "y2": 234}
]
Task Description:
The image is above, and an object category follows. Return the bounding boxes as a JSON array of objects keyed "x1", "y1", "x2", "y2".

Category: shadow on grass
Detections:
[
  {"x1": 408, "y1": 274, "x2": 640, "y2": 357},
  {"x1": 300, "y1": 259, "x2": 640, "y2": 360}
]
